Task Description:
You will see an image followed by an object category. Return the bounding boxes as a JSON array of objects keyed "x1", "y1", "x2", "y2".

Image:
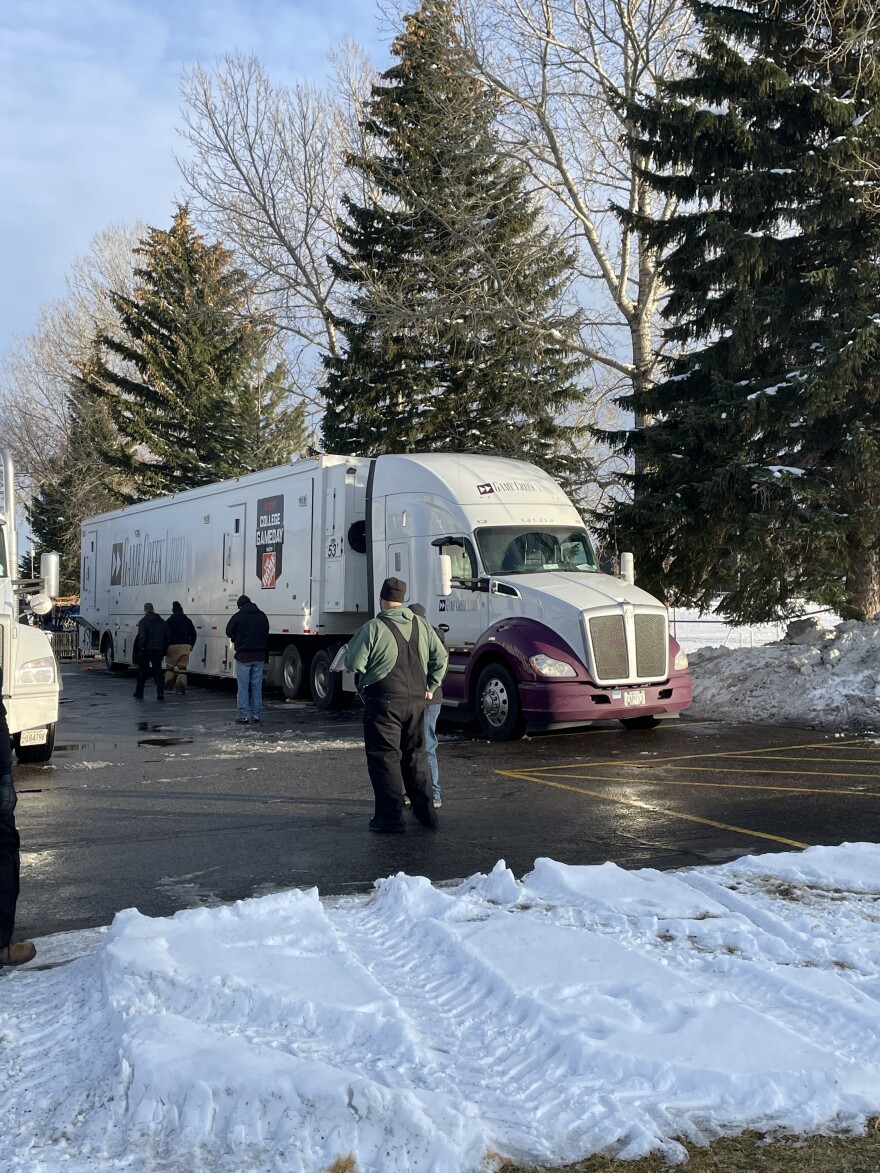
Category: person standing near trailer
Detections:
[
  {"x1": 0, "y1": 668, "x2": 36, "y2": 966},
  {"x1": 346, "y1": 577, "x2": 448, "y2": 833},
  {"x1": 164, "y1": 601, "x2": 197, "y2": 695},
  {"x1": 225, "y1": 595, "x2": 270, "y2": 724},
  {"x1": 410, "y1": 603, "x2": 446, "y2": 807},
  {"x1": 133, "y1": 603, "x2": 169, "y2": 702}
]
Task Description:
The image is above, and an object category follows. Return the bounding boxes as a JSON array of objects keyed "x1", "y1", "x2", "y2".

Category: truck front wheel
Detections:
[
  {"x1": 14, "y1": 723, "x2": 56, "y2": 764},
  {"x1": 475, "y1": 663, "x2": 525, "y2": 742},
  {"x1": 103, "y1": 634, "x2": 124, "y2": 673}
]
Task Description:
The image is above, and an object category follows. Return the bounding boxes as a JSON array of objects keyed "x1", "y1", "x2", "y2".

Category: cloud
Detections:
[{"x1": 0, "y1": 0, "x2": 384, "y2": 359}]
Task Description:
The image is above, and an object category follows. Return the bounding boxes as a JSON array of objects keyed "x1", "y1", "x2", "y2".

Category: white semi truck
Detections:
[
  {"x1": 79, "y1": 452, "x2": 691, "y2": 740},
  {"x1": 0, "y1": 452, "x2": 61, "y2": 762}
]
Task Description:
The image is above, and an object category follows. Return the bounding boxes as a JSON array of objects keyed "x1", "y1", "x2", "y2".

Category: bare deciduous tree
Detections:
[
  {"x1": 178, "y1": 52, "x2": 374, "y2": 415},
  {"x1": 0, "y1": 223, "x2": 141, "y2": 487},
  {"x1": 454, "y1": 0, "x2": 694, "y2": 494}
]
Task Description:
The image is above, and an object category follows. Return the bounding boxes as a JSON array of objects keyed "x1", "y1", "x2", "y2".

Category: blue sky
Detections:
[{"x1": 0, "y1": 0, "x2": 387, "y2": 362}]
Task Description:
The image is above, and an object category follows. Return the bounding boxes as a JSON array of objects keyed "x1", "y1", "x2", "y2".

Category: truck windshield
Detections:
[{"x1": 475, "y1": 526, "x2": 599, "y2": 575}]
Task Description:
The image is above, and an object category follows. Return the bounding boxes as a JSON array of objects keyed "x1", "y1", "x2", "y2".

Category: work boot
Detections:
[
  {"x1": 0, "y1": 940, "x2": 37, "y2": 966},
  {"x1": 235, "y1": 716, "x2": 249, "y2": 725},
  {"x1": 175, "y1": 681, "x2": 186, "y2": 695}
]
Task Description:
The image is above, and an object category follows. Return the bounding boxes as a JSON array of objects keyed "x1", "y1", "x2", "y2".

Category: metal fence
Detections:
[{"x1": 47, "y1": 630, "x2": 81, "y2": 661}]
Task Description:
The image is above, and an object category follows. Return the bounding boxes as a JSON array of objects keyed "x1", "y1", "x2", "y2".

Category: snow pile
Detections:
[
  {"x1": 5, "y1": 845, "x2": 880, "y2": 1171},
  {"x1": 689, "y1": 618, "x2": 880, "y2": 730}
]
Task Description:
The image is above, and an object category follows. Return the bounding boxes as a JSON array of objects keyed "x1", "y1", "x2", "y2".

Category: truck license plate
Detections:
[
  {"x1": 624, "y1": 690, "x2": 646, "y2": 707},
  {"x1": 20, "y1": 728, "x2": 47, "y2": 746}
]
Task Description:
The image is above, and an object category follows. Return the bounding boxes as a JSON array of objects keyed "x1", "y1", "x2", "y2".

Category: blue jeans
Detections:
[
  {"x1": 236, "y1": 659, "x2": 264, "y2": 719},
  {"x1": 424, "y1": 703, "x2": 441, "y2": 803}
]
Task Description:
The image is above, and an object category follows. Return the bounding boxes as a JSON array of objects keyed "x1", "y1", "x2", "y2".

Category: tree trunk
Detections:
[{"x1": 844, "y1": 534, "x2": 880, "y2": 620}]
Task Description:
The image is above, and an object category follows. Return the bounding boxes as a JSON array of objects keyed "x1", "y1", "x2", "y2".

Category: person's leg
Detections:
[
  {"x1": 151, "y1": 652, "x2": 165, "y2": 699},
  {"x1": 175, "y1": 648, "x2": 191, "y2": 693},
  {"x1": 133, "y1": 655, "x2": 149, "y2": 698},
  {"x1": 235, "y1": 660, "x2": 250, "y2": 719},
  {"x1": 164, "y1": 645, "x2": 184, "y2": 691},
  {"x1": 0, "y1": 775, "x2": 21, "y2": 949},
  {"x1": 424, "y1": 703, "x2": 441, "y2": 804},
  {"x1": 250, "y1": 660, "x2": 264, "y2": 719},
  {"x1": 401, "y1": 702, "x2": 437, "y2": 827},
  {"x1": 363, "y1": 698, "x2": 406, "y2": 830}
]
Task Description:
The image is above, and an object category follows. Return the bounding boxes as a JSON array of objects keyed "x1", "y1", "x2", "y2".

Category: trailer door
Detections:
[
  {"x1": 223, "y1": 506, "x2": 246, "y2": 602},
  {"x1": 82, "y1": 528, "x2": 98, "y2": 610}
]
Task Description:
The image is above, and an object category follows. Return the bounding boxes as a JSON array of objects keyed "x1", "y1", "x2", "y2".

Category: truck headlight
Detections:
[
  {"x1": 529, "y1": 654, "x2": 577, "y2": 678},
  {"x1": 674, "y1": 649, "x2": 689, "y2": 670},
  {"x1": 17, "y1": 656, "x2": 57, "y2": 686}
]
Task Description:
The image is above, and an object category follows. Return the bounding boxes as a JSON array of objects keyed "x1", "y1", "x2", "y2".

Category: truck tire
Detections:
[
  {"x1": 475, "y1": 663, "x2": 526, "y2": 742},
  {"x1": 14, "y1": 722, "x2": 56, "y2": 764},
  {"x1": 102, "y1": 634, "x2": 124, "y2": 673},
  {"x1": 620, "y1": 715, "x2": 660, "y2": 730},
  {"x1": 281, "y1": 644, "x2": 308, "y2": 700},
  {"x1": 310, "y1": 649, "x2": 347, "y2": 710}
]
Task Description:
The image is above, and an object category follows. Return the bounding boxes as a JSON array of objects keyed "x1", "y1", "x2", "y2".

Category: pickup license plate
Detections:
[
  {"x1": 624, "y1": 690, "x2": 646, "y2": 707},
  {"x1": 20, "y1": 728, "x2": 47, "y2": 746}
]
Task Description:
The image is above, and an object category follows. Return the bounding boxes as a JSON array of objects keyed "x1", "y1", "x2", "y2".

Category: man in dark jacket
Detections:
[
  {"x1": 1, "y1": 668, "x2": 36, "y2": 966},
  {"x1": 164, "y1": 601, "x2": 198, "y2": 695},
  {"x1": 345, "y1": 577, "x2": 447, "y2": 833},
  {"x1": 225, "y1": 595, "x2": 270, "y2": 724},
  {"x1": 133, "y1": 602, "x2": 169, "y2": 702}
]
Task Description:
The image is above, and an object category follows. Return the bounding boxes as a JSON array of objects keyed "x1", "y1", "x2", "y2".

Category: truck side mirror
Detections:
[{"x1": 435, "y1": 553, "x2": 453, "y2": 598}]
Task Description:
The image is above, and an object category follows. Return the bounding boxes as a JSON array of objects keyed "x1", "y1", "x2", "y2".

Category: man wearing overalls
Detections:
[{"x1": 346, "y1": 577, "x2": 448, "y2": 833}]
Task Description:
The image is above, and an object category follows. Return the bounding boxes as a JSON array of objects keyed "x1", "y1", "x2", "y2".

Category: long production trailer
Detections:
[{"x1": 79, "y1": 452, "x2": 692, "y2": 740}]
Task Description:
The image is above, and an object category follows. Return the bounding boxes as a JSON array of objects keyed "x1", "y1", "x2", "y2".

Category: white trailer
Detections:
[
  {"x1": 80, "y1": 452, "x2": 692, "y2": 740},
  {"x1": 1, "y1": 452, "x2": 61, "y2": 762}
]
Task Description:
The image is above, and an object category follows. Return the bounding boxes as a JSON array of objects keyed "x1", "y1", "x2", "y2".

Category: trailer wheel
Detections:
[
  {"x1": 102, "y1": 634, "x2": 124, "y2": 673},
  {"x1": 619, "y1": 715, "x2": 661, "y2": 731},
  {"x1": 310, "y1": 649, "x2": 347, "y2": 710},
  {"x1": 281, "y1": 644, "x2": 308, "y2": 700},
  {"x1": 475, "y1": 663, "x2": 526, "y2": 742},
  {"x1": 13, "y1": 723, "x2": 56, "y2": 764}
]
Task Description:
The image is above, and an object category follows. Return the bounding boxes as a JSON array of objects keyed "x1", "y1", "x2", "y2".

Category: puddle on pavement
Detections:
[
  {"x1": 55, "y1": 743, "x2": 99, "y2": 752},
  {"x1": 137, "y1": 737, "x2": 194, "y2": 747},
  {"x1": 136, "y1": 723, "x2": 180, "y2": 732}
]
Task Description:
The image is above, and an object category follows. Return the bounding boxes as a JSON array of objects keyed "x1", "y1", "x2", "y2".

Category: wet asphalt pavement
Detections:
[{"x1": 12, "y1": 662, "x2": 880, "y2": 939}]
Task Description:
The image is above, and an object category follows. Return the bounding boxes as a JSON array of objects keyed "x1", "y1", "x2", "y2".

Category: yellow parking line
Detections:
[
  {"x1": 528, "y1": 740, "x2": 872, "y2": 771},
  {"x1": 695, "y1": 754, "x2": 880, "y2": 766},
  {"x1": 531, "y1": 769, "x2": 874, "y2": 798},
  {"x1": 496, "y1": 769, "x2": 809, "y2": 849},
  {"x1": 629, "y1": 763, "x2": 880, "y2": 781}
]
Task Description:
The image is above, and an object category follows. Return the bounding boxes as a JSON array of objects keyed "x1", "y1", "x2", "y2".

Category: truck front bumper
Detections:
[
  {"x1": 518, "y1": 671, "x2": 693, "y2": 726},
  {"x1": 6, "y1": 692, "x2": 59, "y2": 735}
]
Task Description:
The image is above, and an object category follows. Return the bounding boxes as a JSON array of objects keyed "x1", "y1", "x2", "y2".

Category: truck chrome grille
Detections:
[
  {"x1": 587, "y1": 609, "x2": 668, "y2": 684},
  {"x1": 634, "y1": 613, "x2": 667, "y2": 678},
  {"x1": 588, "y1": 615, "x2": 628, "y2": 679}
]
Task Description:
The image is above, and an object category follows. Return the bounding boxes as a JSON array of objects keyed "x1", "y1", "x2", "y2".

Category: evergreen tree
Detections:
[
  {"x1": 79, "y1": 205, "x2": 306, "y2": 499},
  {"x1": 598, "y1": 0, "x2": 880, "y2": 622},
  {"x1": 321, "y1": 0, "x2": 586, "y2": 485},
  {"x1": 25, "y1": 395, "x2": 127, "y2": 594}
]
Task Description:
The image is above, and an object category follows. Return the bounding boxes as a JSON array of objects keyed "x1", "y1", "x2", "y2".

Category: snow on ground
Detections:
[
  {"x1": 686, "y1": 614, "x2": 880, "y2": 731},
  {"x1": 3, "y1": 845, "x2": 880, "y2": 1172}
]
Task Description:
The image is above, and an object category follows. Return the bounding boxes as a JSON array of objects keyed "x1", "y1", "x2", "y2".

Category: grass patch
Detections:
[{"x1": 497, "y1": 1121, "x2": 880, "y2": 1172}]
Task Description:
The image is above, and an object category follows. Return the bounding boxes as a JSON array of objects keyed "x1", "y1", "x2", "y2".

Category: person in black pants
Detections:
[
  {"x1": 1, "y1": 668, "x2": 36, "y2": 966},
  {"x1": 345, "y1": 577, "x2": 448, "y2": 833},
  {"x1": 133, "y1": 602, "x2": 169, "y2": 701}
]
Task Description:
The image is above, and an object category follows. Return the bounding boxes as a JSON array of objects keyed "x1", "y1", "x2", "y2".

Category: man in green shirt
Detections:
[{"x1": 346, "y1": 576, "x2": 448, "y2": 833}]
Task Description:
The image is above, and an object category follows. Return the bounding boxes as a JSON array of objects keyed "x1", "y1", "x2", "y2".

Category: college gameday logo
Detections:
[
  {"x1": 110, "y1": 542, "x2": 124, "y2": 585},
  {"x1": 255, "y1": 495, "x2": 284, "y2": 588},
  {"x1": 477, "y1": 480, "x2": 541, "y2": 496}
]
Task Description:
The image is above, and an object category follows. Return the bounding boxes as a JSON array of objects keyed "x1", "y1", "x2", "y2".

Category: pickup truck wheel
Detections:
[
  {"x1": 310, "y1": 649, "x2": 348, "y2": 710},
  {"x1": 475, "y1": 663, "x2": 526, "y2": 742},
  {"x1": 13, "y1": 723, "x2": 56, "y2": 764},
  {"x1": 281, "y1": 644, "x2": 308, "y2": 700},
  {"x1": 620, "y1": 715, "x2": 661, "y2": 730}
]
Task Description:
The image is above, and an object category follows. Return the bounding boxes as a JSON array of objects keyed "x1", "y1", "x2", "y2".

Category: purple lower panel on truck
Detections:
[{"x1": 441, "y1": 615, "x2": 692, "y2": 725}]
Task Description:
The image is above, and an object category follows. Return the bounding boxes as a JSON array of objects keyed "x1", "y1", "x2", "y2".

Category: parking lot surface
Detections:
[{"x1": 12, "y1": 663, "x2": 880, "y2": 938}]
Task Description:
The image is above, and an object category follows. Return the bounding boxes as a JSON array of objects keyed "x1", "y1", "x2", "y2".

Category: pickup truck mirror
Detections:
[{"x1": 435, "y1": 553, "x2": 453, "y2": 598}]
